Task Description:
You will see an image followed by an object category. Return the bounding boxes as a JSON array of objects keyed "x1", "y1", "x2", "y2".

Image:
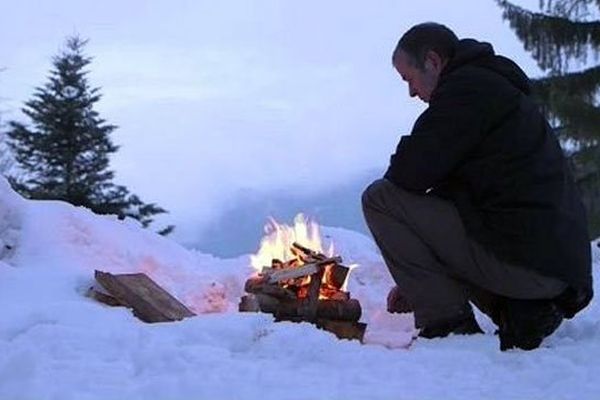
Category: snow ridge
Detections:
[{"x1": 0, "y1": 178, "x2": 598, "y2": 400}]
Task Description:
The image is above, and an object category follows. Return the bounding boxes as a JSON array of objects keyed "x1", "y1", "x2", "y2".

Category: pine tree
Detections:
[
  {"x1": 7, "y1": 36, "x2": 174, "y2": 235},
  {"x1": 497, "y1": 0, "x2": 600, "y2": 234}
]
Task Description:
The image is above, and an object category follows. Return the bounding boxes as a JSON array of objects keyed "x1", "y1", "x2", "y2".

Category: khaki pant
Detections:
[{"x1": 361, "y1": 179, "x2": 567, "y2": 328}]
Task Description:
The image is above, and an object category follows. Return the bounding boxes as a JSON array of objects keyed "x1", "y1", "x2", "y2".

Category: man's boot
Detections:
[
  {"x1": 498, "y1": 298, "x2": 564, "y2": 351},
  {"x1": 553, "y1": 286, "x2": 593, "y2": 319},
  {"x1": 418, "y1": 307, "x2": 484, "y2": 339},
  {"x1": 387, "y1": 286, "x2": 483, "y2": 338}
]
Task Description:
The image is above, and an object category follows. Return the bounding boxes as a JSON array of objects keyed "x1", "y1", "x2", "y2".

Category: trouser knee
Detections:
[{"x1": 361, "y1": 178, "x2": 389, "y2": 214}]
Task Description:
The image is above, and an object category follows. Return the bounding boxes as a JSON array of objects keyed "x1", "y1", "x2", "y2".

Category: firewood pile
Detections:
[{"x1": 239, "y1": 242, "x2": 366, "y2": 341}]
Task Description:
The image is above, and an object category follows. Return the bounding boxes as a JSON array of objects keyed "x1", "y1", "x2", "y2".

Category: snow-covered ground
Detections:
[{"x1": 0, "y1": 178, "x2": 599, "y2": 400}]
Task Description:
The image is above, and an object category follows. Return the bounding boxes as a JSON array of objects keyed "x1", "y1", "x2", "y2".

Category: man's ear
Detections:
[{"x1": 425, "y1": 50, "x2": 445, "y2": 73}]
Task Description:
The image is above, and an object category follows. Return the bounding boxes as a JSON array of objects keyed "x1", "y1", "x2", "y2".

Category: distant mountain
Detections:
[{"x1": 193, "y1": 169, "x2": 381, "y2": 257}]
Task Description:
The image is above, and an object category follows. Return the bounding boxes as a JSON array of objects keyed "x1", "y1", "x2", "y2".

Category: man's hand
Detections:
[{"x1": 387, "y1": 285, "x2": 413, "y2": 314}]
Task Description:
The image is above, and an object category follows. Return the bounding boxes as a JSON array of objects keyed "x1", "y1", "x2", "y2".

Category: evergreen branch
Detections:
[
  {"x1": 540, "y1": 0, "x2": 600, "y2": 19},
  {"x1": 533, "y1": 64, "x2": 600, "y2": 99},
  {"x1": 537, "y1": 94, "x2": 600, "y2": 140},
  {"x1": 497, "y1": 0, "x2": 600, "y2": 72}
]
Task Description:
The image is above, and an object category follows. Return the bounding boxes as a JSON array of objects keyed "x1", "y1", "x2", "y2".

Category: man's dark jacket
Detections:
[{"x1": 385, "y1": 39, "x2": 593, "y2": 293}]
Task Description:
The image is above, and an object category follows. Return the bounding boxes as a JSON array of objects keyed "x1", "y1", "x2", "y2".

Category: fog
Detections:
[{"x1": 1, "y1": 1, "x2": 543, "y2": 256}]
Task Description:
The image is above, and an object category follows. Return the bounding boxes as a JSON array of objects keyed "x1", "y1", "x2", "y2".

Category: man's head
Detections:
[{"x1": 392, "y1": 23, "x2": 458, "y2": 102}]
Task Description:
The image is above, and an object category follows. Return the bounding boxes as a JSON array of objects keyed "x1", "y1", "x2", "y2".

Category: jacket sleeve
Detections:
[{"x1": 384, "y1": 75, "x2": 486, "y2": 193}]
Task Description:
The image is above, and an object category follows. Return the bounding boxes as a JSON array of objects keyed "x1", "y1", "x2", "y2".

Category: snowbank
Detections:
[{"x1": 0, "y1": 178, "x2": 599, "y2": 400}]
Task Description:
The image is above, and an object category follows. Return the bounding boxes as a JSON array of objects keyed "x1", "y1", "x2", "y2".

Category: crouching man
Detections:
[{"x1": 362, "y1": 22, "x2": 593, "y2": 350}]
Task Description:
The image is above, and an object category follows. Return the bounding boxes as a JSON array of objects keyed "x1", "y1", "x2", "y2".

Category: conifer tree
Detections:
[
  {"x1": 7, "y1": 36, "x2": 173, "y2": 235},
  {"x1": 497, "y1": 0, "x2": 600, "y2": 234}
]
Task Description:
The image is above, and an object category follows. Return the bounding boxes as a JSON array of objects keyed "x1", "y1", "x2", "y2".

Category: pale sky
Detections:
[{"x1": 1, "y1": 0, "x2": 544, "y2": 247}]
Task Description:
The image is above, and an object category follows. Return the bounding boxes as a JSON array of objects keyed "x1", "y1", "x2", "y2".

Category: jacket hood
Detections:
[{"x1": 442, "y1": 38, "x2": 532, "y2": 95}]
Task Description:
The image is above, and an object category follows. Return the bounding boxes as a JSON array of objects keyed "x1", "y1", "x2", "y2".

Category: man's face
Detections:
[{"x1": 393, "y1": 50, "x2": 443, "y2": 103}]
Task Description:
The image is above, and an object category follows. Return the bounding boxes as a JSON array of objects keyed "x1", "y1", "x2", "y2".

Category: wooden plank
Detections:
[
  {"x1": 264, "y1": 256, "x2": 342, "y2": 284},
  {"x1": 265, "y1": 263, "x2": 319, "y2": 283},
  {"x1": 86, "y1": 286, "x2": 126, "y2": 307},
  {"x1": 94, "y1": 270, "x2": 195, "y2": 323}
]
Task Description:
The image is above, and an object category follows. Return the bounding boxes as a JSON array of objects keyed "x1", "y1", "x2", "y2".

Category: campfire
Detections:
[{"x1": 239, "y1": 214, "x2": 366, "y2": 341}]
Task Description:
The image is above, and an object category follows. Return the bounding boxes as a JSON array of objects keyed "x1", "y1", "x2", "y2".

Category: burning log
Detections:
[
  {"x1": 317, "y1": 299, "x2": 362, "y2": 321},
  {"x1": 305, "y1": 265, "x2": 324, "y2": 321},
  {"x1": 274, "y1": 298, "x2": 362, "y2": 322},
  {"x1": 239, "y1": 294, "x2": 260, "y2": 312},
  {"x1": 240, "y1": 291, "x2": 366, "y2": 342},
  {"x1": 327, "y1": 291, "x2": 350, "y2": 301},
  {"x1": 326, "y1": 264, "x2": 350, "y2": 290},
  {"x1": 254, "y1": 294, "x2": 281, "y2": 314},
  {"x1": 241, "y1": 237, "x2": 367, "y2": 342},
  {"x1": 238, "y1": 293, "x2": 284, "y2": 314},
  {"x1": 245, "y1": 276, "x2": 298, "y2": 300},
  {"x1": 261, "y1": 257, "x2": 304, "y2": 275},
  {"x1": 262, "y1": 257, "x2": 342, "y2": 284},
  {"x1": 292, "y1": 242, "x2": 325, "y2": 261},
  {"x1": 291, "y1": 242, "x2": 350, "y2": 290}
]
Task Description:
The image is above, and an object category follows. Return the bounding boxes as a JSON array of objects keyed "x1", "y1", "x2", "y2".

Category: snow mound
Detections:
[{"x1": 1, "y1": 177, "x2": 599, "y2": 399}]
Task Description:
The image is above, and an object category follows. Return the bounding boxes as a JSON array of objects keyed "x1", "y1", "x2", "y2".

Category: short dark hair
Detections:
[{"x1": 392, "y1": 22, "x2": 459, "y2": 70}]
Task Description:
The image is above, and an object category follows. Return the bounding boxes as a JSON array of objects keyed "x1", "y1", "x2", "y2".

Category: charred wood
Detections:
[
  {"x1": 326, "y1": 264, "x2": 350, "y2": 290},
  {"x1": 238, "y1": 294, "x2": 260, "y2": 312},
  {"x1": 316, "y1": 299, "x2": 361, "y2": 321},
  {"x1": 244, "y1": 276, "x2": 297, "y2": 300},
  {"x1": 273, "y1": 299, "x2": 361, "y2": 322},
  {"x1": 291, "y1": 242, "x2": 336, "y2": 263},
  {"x1": 255, "y1": 293, "x2": 281, "y2": 314},
  {"x1": 306, "y1": 268, "x2": 324, "y2": 321}
]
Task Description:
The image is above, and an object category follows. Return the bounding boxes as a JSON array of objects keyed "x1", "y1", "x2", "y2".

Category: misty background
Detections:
[{"x1": 1, "y1": 1, "x2": 542, "y2": 257}]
